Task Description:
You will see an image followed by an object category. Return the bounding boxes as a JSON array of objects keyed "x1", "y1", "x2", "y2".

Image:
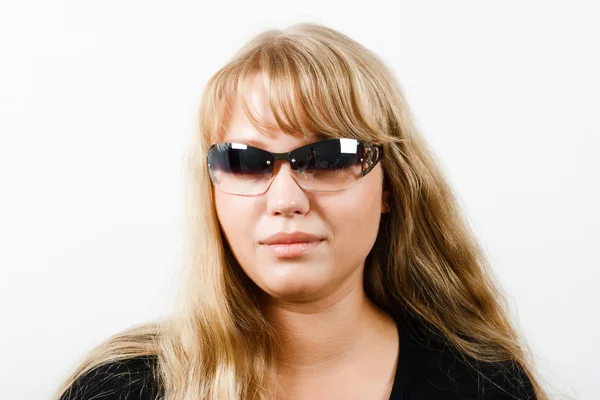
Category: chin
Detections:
[{"x1": 259, "y1": 268, "x2": 330, "y2": 301}]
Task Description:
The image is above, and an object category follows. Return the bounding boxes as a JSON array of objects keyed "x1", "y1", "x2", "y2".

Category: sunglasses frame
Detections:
[{"x1": 207, "y1": 138, "x2": 384, "y2": 195}]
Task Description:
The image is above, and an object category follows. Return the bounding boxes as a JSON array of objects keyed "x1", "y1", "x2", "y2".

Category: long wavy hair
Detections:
[{"x1": 54, "y1": 23, "x2": 549, "y2": 399}]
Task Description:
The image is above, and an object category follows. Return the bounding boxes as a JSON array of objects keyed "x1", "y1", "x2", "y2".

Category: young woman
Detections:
[{"x1": 54, "y1": 23, "x2": 548, "y2": 399}]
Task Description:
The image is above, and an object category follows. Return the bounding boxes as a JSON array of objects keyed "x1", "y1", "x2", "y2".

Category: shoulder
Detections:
[
  {"x1": 59, "y1": 355, "x2": 161, "y2": 400},
  {"x1": 397, "y1": 315, "x2": 536, "y2": 400},
  {"x1": 418, "y1": 352, "x2": 536, "y2": 400}
]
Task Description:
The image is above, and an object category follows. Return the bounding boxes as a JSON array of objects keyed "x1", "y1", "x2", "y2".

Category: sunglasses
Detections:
[{"x1": 207, "y1": 137, "x2": 383, "y2": 195}]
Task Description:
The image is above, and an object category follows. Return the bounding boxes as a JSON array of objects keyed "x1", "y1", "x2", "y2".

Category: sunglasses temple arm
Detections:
[{"x1": 362, "y1": 145, "x2": 383, "y2": 176}]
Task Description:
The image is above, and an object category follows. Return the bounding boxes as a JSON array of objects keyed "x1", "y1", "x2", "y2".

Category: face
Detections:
[{"x1": 213, "y1": 76, "x2": 389, "y2": 303}]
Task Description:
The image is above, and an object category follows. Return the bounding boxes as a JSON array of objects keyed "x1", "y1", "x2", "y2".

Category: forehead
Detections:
[
  {"x1": 218, "y1": 76, "x2": 327, "y2": 152},
  {"x1": 222, "y1": 132, "x2": 328, "y2": 153}
]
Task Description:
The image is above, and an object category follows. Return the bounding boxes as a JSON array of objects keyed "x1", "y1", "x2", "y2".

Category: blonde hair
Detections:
[{"x1": 54, "y1": 23, "x2": 549, "y2": 399}]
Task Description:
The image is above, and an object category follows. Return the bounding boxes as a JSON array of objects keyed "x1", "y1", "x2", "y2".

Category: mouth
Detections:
[{"x1": 260, "y1": 240, "x2": 324, "y2": 258}]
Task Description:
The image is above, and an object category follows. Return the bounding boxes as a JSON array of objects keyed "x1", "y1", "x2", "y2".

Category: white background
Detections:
[{"x1": 1, "y1": 0, "x2": 597, "y2": 399}]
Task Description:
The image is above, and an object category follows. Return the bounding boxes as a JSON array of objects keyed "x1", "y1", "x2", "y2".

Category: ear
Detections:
[{"x1": 381, "y1": 189, "x2": 391, "y2": 214}]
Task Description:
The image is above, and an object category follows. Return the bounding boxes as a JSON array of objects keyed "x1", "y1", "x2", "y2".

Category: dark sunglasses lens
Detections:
[
  {"x1": 292, "y1": 139, "x2": 364, "y2": 191},
  {"x1": 208, "y1": 144, "x2": 273, "y2": 195}
]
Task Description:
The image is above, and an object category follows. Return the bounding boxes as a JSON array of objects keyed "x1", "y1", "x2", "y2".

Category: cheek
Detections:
[
  {"x1": 334, "y1": 197, "x2": 380, "y2": 238},
  {"x1": 324, "y1": 181, "x2": 383, "y2": 261},
  {"x1": 214, "y1": 192, "x2": 255, "y2": 254}
]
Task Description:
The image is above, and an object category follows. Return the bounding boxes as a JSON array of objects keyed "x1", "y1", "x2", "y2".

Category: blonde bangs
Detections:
[{"x1": 200, "y1": 28, "x2": 393, "y2": 147}]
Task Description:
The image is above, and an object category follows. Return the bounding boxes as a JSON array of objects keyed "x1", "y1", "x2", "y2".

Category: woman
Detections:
[{"x1": 54, "y1": 23, "x2": 548, "y2": 399}]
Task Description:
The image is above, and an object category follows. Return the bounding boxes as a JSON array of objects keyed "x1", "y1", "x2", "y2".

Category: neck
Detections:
[{"x1": 260, "y1": 269, "x2": 397, "y2": 376}]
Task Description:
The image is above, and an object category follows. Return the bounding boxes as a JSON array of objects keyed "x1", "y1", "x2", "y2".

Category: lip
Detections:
[
  {"x1": 261, "y1": 240, "x2": 324, "y2": 258},
  {"x1": 259, "y1": 231, "x2": 325, "y2": 258},
  {"x1": 260, "y1": 231, "x2": 325, "y2": 245}
]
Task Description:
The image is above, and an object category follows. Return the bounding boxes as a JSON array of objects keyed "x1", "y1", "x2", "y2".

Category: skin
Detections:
[{"x1": 213, "y1": 75, "x2": 398, "y2": 399}]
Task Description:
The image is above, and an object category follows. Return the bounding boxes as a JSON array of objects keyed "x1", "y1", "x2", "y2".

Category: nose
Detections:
[{"x1": 265, "y1": 159, "x2": 310, "y2": 216}]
